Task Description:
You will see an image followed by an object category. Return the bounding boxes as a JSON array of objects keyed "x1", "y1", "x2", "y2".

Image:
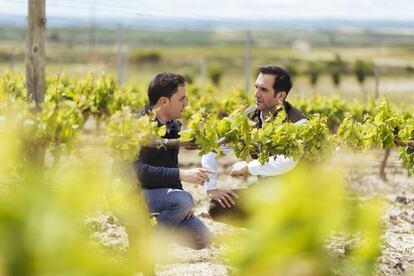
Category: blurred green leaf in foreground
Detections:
[
  {"x1": 0, "y1": 106, "x2": 156, "y2": 275},
  {"x1": 227, "y1": 164, "x2": 384, "y2": 276}
]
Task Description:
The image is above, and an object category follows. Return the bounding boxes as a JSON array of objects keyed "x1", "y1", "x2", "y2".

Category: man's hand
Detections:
[
  {"x1": 207, "y1": 189, "x2": 239, "y2": 208},
  {"x1": 179, "y1": 168, "x2": 212, "y2": 185},
  {"x1": 229, "y1": 161, "x2": 249, "y2": 178},
  {"x1": 185, "y1": 209, "x2": 194, "y2": 220}
]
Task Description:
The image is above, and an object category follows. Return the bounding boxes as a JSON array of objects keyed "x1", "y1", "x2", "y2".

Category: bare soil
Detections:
[{"x1": 89, "y1": 148, "x2": 414, "y2": 275}]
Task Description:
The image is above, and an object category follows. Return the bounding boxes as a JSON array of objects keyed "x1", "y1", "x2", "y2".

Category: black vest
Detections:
[{"x1": 244, "y1": 101, "x2": 307, "y2": 129}]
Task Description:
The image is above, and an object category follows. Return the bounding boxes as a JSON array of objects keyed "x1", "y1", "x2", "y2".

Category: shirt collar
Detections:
[
  {"x1": 156, "y1": 116, "x2": 165, "y2": 125},
  {"x1": 259, "y1": 105, "x2": 284, "y2": 126},
  {"x1": 156, "y1": 116, "x2": 181, "y2": 133},
  {"x1": 259, "y1": 111, "x2": 265, "y2": 125}
]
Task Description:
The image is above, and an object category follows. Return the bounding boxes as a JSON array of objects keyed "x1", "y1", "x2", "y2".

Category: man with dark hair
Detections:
[
  {"x1": 135, "y1": 72, "x2": 211, "y2": 249},
  {"x1": 202, "y1": 65, "x2": 308, "y2": 223}
]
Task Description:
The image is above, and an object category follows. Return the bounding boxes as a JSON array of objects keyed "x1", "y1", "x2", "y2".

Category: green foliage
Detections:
[
  {"x1": 45, "y1": 74, "x2": 148, "y2": 117},
  {"x1": 294, "y1": 95, "x2": 349, "y2": 132},
  {"x1": 293, "y1": 95, "x2": 377, "y2": 132},
  {"x1": 249, "y1": 112, "x2": 333, "y2": 164},
  {"x1": 180, "y1": 108, "x2": 222, "y2": 155},
  {"x1": 0, "y1": 71, "x2": 26, "y2": 100},
  {"x1": 217, "y1": 88, "x2": 252, "y2": 117},
  {"x1": 130, "y1": 50, "x2": 161, "y2": 64},
  {"x1": 106, "y1": 107, "x2": 166, "y2": 161},
  {"x1": 74, "y1": 74, "x2": 116, "y2": 120},
  {"x1": 37, "y1": 100, "x2": 85, "y2": 157},
  {"x1": 285, "y1": 62, "x2": 299, "y2": 77},
  {"x1": 45, "y1": 74, "x2": 77, "y2": 103},
  {"x1": 181, "y1": 107, "x2": 258, "y2": 159},
  {"x1": 0, "y1": 98, "x2": 35, "y2": 175},
  {"x1": 307, "y1": 61, "x2": 324, "y2": 86},
  {"x1": 1, "y1": 71, "x2": 414, "y2": 274},
  {"x1": 222, "y1": 109, "x2": 256, "y2": 160},
  {"x1": 328, "y1": 54, "x2": 346, "y2": 87},
  {"x1": 367, "y1": 99, "x2": 403, "y2": 149},
  {"x1": 182, "y1": 106, "x2": 334, "y2": 164},
  {"x1": 1, "y1": 72, "x2": 412, "y2": 175},
  {"x1": 299, "y1": 115, "x2": 334, "y2": 163},
  {"x1": 44, "y1": 74, "x2": 146, "y2": 118},
  {"x1": 109, "y1": 85, "x2": 147, "y2": 114},
  {"x1": 252, "y1": 111, "x2": 302, "y2": 164},
  {"x1": 0, "y1": 105, "x2": 156, "y2": 275},
  {"x1": 179, "y1": 69, "x2": 195, "y2": 84},
  {"x1": 354, "y1": 60, "x2": 374, "y2": 85},
  {"x1": 182, "y1": 96, "x2": 413, "y2": 174},
  {"x1": 207, "y1": 63, "x2": 223, "y2": 86},
  {"x1": 398, "y1": 118, "x2": 414, "y2": 175},
  {"x1": 0, "y1": 95, "x2": 84, "y2": 165},
  {"x1": 227, "y1": 165, "x2": 383, "y2": 276},
  {"x1": 337, "y1": 98, "x2": 404, "y2": 151},
  {"x1": 182, "y1": 85, "x2": 253, "y2": 120},
  {"x1": 337, "y1": 113, "x2": 366, "y2": 150}
]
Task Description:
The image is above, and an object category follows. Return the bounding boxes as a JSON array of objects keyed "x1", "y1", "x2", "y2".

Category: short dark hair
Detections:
[
  {"x1": 258, "y1": 65, "x2": 292, "y2": 96},
  {"x1": 148, "y1": 72, "x2": 185, "y2": 106}
]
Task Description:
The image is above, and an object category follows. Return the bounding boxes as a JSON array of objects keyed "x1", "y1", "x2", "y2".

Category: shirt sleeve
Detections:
[
  {"x1": 247, "y1": 154, "x2": 298, "y2": 176},
  {"x1": 134, "y1": 161, "x2": 180, "y2": 189},
  {"x1": 201, "y1": 146, "x2": 233, "y2": 190},
  {"x1": 201, "y1": 152, "x2": 219, "y2": 190},
  {"x1": 134, "y1": 148, "x2": 181, "y2": 189},
  {"x1": 201, "y1": 145, "x2": 233, "y2": 191}
]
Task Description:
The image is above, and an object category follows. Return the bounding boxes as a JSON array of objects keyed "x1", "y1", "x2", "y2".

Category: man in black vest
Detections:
[
  {"x1": 202, "y1": 65, "x2": 308, "y2": 223},
  {"x1": 134, "y1": 72, "x2": 211, "y2": 249}
]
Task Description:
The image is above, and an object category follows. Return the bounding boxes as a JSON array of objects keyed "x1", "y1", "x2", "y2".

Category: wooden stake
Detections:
[{"x1": 25, "y1": 0, "x2": 46, "y2": 110}]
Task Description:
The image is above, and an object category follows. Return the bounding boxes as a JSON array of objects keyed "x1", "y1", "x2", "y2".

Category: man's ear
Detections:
[
  {"x1": 158, "y1": 96, "x2": 169, "y2": 107},
  {"x1": 275, "y1": 91, "x2": 287, "y2": 102}
]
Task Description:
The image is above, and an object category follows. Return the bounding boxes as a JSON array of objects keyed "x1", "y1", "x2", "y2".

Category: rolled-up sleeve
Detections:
[
  {"x1": 201, "y1": 152, "x2": 219, "y2": 190},
  {"x1": 247, "y1": 155, "x2": 298, "y2": 176}
]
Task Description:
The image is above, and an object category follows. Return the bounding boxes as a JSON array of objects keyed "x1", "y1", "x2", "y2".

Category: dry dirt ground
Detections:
[{"x1": 89, "y1": 148, "x2": 414, "y2": 276}]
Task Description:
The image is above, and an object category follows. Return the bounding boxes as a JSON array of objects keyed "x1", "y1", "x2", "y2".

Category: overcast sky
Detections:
[{"x1": 1, "y1": 0, "x2": 414, "y2": 21}]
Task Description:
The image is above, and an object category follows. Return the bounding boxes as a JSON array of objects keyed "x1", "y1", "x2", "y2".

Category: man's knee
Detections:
[{"x1": 171, "y1": 190, "x2": 193, "y2": 213}]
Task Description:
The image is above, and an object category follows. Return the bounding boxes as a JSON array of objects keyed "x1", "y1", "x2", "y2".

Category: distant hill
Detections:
[{"x1": 1, "y1": 15, "x2": 414, "y2": 30}]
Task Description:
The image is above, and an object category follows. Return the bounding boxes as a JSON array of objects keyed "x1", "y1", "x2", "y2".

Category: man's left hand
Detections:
[
  {"x1": 229, "y1": 161, "x2": 249, "y2": 178},
  {"x1": 207, "y1": 189, "x2": 239, "y2": 208},
  {"x1": 185, "y1": 209, "x2": 194, "y2": 220}
]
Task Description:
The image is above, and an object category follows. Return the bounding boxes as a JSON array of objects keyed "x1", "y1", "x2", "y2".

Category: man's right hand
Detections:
[
  {"x1": 179, "y1": 168, "x2": 211, "y2": 185},
  {"x1": 207, "y1": 189, "x2": 239, "y2": 208}
]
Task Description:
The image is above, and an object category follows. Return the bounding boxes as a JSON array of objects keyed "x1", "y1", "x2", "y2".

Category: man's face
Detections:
[
  {"x1": 164, "y1": 85, "x2": 188, "y2": 120},
  {"x1": 254, "y1": 73, "x2": 280, "y2": 112}
]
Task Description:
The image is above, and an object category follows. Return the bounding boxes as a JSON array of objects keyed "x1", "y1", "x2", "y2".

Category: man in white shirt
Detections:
[{"x1": 202, "y1": 65, "x2": 308, "y2": 223}]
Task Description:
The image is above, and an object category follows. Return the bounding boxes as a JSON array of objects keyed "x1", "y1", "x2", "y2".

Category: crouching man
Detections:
[{"x1": 134, "y1": 72, "x2": 211, "y2": 249}]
